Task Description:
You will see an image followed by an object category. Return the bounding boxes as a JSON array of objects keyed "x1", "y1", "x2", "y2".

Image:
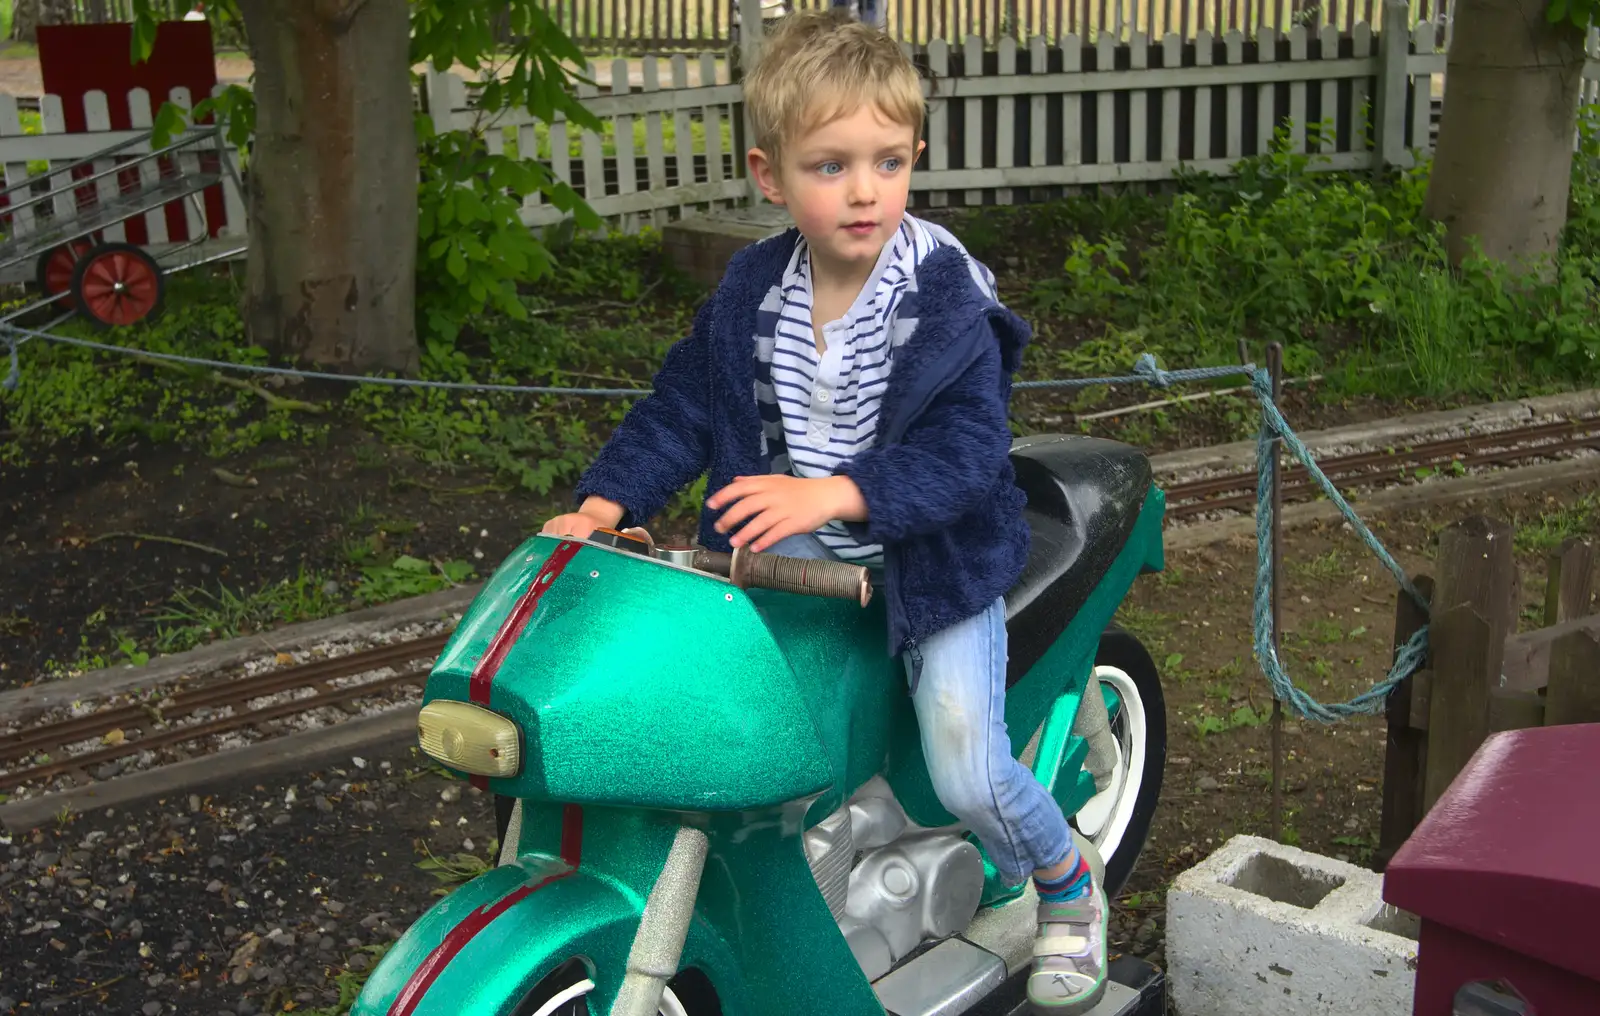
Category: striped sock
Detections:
[{"x1": 1034, "y1": 849, "x2": 1093, "y2": 902}]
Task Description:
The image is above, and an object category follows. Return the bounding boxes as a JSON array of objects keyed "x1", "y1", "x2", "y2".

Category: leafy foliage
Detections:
[
  {"x1": 128, "y1": 0, "x2": 601, "y2": 349},
  {"x1": 1012, "y1": 116, "x2": 1600, "y2": 400},
  {"x1": 1546, "y1": 0, "x2": 1600, "y2": 31}
]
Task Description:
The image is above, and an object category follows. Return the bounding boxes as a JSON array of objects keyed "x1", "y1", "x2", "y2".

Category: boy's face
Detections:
[{"x1": 748, "y1": 103, "x2": 925, "y2": 277}]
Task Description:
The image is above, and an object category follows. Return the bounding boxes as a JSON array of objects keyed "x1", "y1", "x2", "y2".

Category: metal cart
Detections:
[{"x1": 0, "y1": 118, "x2": 246, "y2": 328}]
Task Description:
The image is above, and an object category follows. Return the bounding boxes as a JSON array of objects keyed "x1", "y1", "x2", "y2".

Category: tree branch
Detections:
[
  {"x1": 90, "y1": 532, "x2": 230, "y2": 557},
  {"x1": 209, "y1": 372, "x2": 327, "y2": 414}
]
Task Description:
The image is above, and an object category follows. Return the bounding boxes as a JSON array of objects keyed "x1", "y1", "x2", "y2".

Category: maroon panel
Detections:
[
  {"x1": 1410, "y1": 920, "x2": 1600, "y2": 1016},
  {"x1": 1384, "y1": 724, "x2": 1600, "y2": 985},
  {"x1": 36, "y1": 22, "x2": 224, "y2": 243},
  {"x1": 38, "y1": 22, "x2": 218, "y2": 131}
]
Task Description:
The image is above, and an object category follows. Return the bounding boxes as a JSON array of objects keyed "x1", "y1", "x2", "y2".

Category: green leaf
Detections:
[
  {"x1": 446, "y1": 245, "x2": 467, "y2": 280},
  {"x1": 150, "y1": 102, "x2": 188, "y2": 150},
  {"x1": 129, "y1": 8, "x2": 159, "y2": 64},
  {"x1": 455, "y1": 189, "x2": 487, "y2": 224},
  {"x1": 392, "y1": 555, "x2": 432, "y2": 574}
]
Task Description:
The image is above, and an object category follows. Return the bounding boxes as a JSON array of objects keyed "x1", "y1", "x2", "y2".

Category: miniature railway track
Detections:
[
  {"x1": 3, "y1": 413, "x2": 1596, "y2": 797},
  {"x1": 1164, "y1": 415, "x2": 1600, "y2": 520},
  {"x1": 0, "y1": 633, "x2": 452, "y2": 793}
]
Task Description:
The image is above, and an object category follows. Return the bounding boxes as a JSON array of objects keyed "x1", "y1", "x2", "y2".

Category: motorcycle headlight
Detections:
[{"x1": 417, "y1": 700, "x2": 522, "y2": 778}]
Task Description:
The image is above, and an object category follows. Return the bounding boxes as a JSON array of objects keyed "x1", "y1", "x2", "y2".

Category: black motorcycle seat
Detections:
[{"x1": 1003, "y1": 436, "x2": 1153, "y2": 686}]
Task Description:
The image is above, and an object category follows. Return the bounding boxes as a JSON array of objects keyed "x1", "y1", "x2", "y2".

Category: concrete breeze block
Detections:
[{"x1": 1168, "y1": 834, "x2": 1419, "y2": 1016}]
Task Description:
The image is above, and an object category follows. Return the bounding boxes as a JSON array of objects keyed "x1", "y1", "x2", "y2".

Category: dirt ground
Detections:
[{"x1": 0, "y1": 426, "x2": 571, "y2": 683}]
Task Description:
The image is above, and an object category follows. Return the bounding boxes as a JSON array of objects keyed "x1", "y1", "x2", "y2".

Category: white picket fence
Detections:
[
  {"x1": 424, "y1": 53, "x2": 747, "y2": 235},
  {"x1": 424, "y1": 6, "x2": 1600, "y2": 232},
  {"x1": 7, "y1": 6, "x2": 1600, "y2": 257}
]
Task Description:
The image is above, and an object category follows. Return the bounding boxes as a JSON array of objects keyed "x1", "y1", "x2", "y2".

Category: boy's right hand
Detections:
[{"x1": 540, "y1": 497, "x2": 625, "y2": 540}]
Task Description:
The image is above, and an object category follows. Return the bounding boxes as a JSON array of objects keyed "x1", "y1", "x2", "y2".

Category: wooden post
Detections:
[
  {"x1": 1433, "y1": 515, "x2": 1519, "y2": 652},
  {"x1": 1377, "y1": 573, "x2": 1432, "y2": 872},
  {"x1": 1424, "y1": 605, "x2": 1497, "y2": 810},
  {"x1": 737, "y1": 1, "x2": 765, "y2": 203},
  {"x1": 1544, "y1": 629, "x2": 1600, "y2": 726},
  {"x1": 1488, "y1": 689, "x2": 1546, "y2": 731},
  {"x1": 1422, "y1": 516, "x2": 1517, "y2": 812},
  {"x1": 1544, "y1": 538, "x2": 1595, "y2": 627},
  {"x1": 1371, "y1": 0, "x2": 1413, "y2": 169}
]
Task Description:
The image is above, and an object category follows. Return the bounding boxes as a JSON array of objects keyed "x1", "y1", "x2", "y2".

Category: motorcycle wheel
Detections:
[
  {"x1": 513, "y1": 959, "x2": 720, "y2": 1016},
  {"x1": 1069, "y1": 627, "x2": 1167, "y2": 898}
]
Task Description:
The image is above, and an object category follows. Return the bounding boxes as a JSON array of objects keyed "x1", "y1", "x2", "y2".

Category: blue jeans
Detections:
[{"x1": 768, "y1": 534, "x2": 1073, "y2": 884}]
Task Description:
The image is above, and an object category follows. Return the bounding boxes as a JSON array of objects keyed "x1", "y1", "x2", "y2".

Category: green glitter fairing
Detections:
[{"x1": 354, "y1": 487, "x2": 1165, "y2": 1016}]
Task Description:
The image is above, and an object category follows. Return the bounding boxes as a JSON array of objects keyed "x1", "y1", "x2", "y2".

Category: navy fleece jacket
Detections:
[{"x1": 573, "y1": 227, "x2": 1032, "y2": 657}]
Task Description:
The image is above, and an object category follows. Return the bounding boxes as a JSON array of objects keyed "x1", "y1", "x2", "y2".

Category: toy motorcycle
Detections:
[{"x1": 353, "y1": 435, "x2": 1168, "y2": 1016}]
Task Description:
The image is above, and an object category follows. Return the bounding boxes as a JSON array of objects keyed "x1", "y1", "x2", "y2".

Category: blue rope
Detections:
[
  {"x1": 0, "y1": 324, "x2": 1430, "y2": 721},
  {"x1": 0, "y1": 324, "x2": 650, "y2": 397}
]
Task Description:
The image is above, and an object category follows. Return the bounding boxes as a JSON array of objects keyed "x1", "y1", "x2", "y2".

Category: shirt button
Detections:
[{"x1": 816, "y1": 391, "x2": 830, "y2": 404}]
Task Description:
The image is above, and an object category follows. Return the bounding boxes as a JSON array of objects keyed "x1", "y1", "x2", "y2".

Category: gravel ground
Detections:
[{"x1": 0, "y1": 741, "x2": 497, "y2": 1015}]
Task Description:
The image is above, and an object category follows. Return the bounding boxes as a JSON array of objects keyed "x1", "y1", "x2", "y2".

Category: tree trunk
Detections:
[
  {"x1": 1423, "y1": 0, "x2": 1587, "y2": 272},
  {"x1": 12, "y1": 0, "x2": 75, "y2": 43},
  {"x1": 234, "y1": 0, "x2": 419, "y2": 373}
]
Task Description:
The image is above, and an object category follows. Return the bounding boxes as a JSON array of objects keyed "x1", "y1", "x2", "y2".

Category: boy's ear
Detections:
[{"x1": 747, "y1": 148, "x2": 786, "y2": 205}]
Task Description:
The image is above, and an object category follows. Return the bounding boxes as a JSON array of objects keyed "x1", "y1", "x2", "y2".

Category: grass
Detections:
[
  {"x1": 1515, "y1": 493, "x2": 1600, "y2": 553},
  {"x1": 150, "y1": 569, "x2": 345, "y2": 654}
]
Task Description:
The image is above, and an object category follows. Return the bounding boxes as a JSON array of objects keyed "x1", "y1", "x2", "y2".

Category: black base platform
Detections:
[{"x1": 967, "y1": 954, "x2": 1167, "y2": 1016}]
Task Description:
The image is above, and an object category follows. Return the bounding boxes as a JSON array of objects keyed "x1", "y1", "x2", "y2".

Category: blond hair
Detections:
[{"x1": 743, "y1": 9, "x2": 925, "y2": 166}]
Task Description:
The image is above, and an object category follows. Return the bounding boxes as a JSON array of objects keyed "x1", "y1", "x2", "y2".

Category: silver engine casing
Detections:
[
  {"x1": 803, "y1": 777, "x2": 1109, "y2": 1016},
  {"x1": 804, "y1": 777, "x2": 986, "y2": 982}
]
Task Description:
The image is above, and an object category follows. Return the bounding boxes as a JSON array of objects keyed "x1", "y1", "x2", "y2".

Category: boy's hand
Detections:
[
  {"x1": 707, "y1": 475, "x2": 867, "y2": 553},
  {"x1": 540, "y1": 497, "x2": 625, "y2": 541}
]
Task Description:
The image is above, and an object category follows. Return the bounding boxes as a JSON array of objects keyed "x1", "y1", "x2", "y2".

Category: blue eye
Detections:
[
  {"x1": 881, "y1": 157, "x2": 903, "y2": 173},
  {"x1": 817, "y1": 161, "x2": 843, "y2": 176}
]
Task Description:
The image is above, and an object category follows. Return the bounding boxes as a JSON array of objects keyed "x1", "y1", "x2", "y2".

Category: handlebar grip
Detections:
[{"x1": 727, "y1": 548, "x2": 873, "y2": 607}]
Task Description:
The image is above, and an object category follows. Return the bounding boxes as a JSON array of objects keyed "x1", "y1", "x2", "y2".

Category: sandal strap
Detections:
[
  {"x1": 1037, "y1": 900, "x2": 1095, "y2": 925},
  {"x1": 1033, "y1": 933, "x2": 1091, "y2": 958}
]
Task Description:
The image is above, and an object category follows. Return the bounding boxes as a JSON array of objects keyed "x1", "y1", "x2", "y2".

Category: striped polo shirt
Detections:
[{"x1": 755, "y1": 215, "x2": 995, "y2": 565}]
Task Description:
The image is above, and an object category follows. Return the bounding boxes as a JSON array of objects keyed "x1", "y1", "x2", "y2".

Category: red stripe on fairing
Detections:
[
  {"x1": 469, "y1": 540, "x2": 582, "y2": 706},
  {"x1": 385, "y1": 869, "x2": 574, "y2": 1016},
  {"x1": 386, "y1": 807, "x2": 586, "y2": 1015},
  {"x1": 560, "y1": 804, "x2": 584, "y2": 867}
]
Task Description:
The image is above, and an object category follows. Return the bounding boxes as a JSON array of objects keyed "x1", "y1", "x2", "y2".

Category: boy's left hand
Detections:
[{"x1": 707, "y1": 475, "x2": 867, "y2": 552}]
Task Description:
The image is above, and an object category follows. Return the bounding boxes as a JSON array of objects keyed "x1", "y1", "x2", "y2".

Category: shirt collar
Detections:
[{"x1": 783, "y1": 218, "x2": 933, "y2": 322}]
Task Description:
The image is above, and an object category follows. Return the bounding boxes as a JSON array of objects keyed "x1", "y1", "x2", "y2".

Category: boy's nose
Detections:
[{"x1": 847, "y1": 169, "x2": 876, "y2": 205}]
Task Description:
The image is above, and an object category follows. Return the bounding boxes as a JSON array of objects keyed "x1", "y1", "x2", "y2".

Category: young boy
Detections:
[{"x1": 541, "y1": 10, "x2": 1106, "y2": 1013}]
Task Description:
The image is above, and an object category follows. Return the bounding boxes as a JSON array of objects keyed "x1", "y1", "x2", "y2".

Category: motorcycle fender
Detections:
[{"x1": 352, "y1": 854, "x2": 743, "y2": 1016}]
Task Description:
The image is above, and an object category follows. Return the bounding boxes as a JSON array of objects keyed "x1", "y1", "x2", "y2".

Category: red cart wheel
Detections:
[
  {"x1": 70, "y1": 242, "x2": 165, "y2": 328},
  {"x1": 35, "y1": 237, "x2": 99, "y2": 309}
]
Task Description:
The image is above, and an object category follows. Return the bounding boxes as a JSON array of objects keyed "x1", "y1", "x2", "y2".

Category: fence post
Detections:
[
  {"x1": 1372, "y1": 0, "x2": 1412, "y2": 169},
  {"x1": 1544, "y1": 629, "x2": 1600, "y2": 726},
  {"x1": 1544, "y1": 538, "x2": 1595, "y2": 626},
  {"x1": 425, "y1": 67, "x2": 456, "y2": 138},
  {"x1": 1423, "y1": 516, "x2": 1517, "y2": 812},
  {"x1": 1376, "y1": 573, "x2": 1432, "y2": 872},
  {"x1": 738, "y1": 6, "x2": 765, "y2": 203}
]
